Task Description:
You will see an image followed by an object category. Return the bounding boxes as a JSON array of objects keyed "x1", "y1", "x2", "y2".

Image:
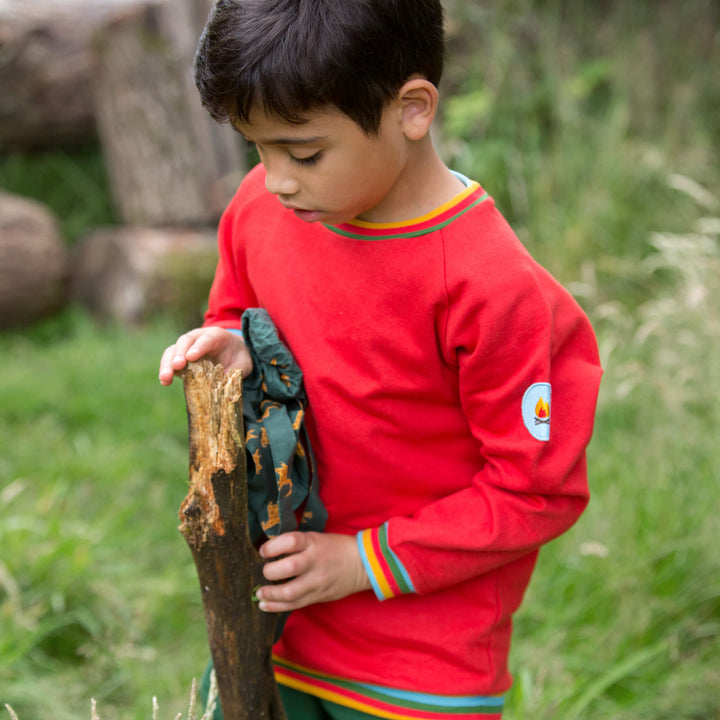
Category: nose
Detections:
[{"x1": 264, "y1": 160, "x2": 299, "y2": 197}]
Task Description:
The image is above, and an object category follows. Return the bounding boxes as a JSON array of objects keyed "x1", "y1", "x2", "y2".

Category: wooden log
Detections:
[
  {"x1": 0, "y1": 0, "x2": 146, "y2": 150},
  {"x1": 0, "y1": 191, "x2": 68, "y2": 329},
  {"x1": 70, "y1": 225, "x2": 218, "y2": 327},
  {"x1": 92, "y1": 0, "x2": 247, "y2": 226},
  {"x1": 179, "y1": 360, "x2": 286, "y2": 720}
]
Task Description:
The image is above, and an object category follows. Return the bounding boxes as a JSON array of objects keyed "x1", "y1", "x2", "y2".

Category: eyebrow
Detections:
[{"x1": 244, "y1": 135, "x2": 327, "y2": 147}]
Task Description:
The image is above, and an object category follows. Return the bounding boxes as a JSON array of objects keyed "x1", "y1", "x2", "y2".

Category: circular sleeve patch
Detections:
[{"x1": 522, "y1": 382, "x2": 551, "y2": 441}]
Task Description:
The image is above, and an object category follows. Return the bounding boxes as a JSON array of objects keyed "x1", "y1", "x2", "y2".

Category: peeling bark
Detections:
[{"x1": 179, "y1": 360, "x2": 286, "y2": 720}]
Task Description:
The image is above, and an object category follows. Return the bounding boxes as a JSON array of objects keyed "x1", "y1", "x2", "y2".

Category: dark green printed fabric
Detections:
[
  {"x1": 241, "y1": 308, "x2": 327, "y2": 544},
  {"x1": 200, "y1": 310, "x2": 327, "y2": 719}
]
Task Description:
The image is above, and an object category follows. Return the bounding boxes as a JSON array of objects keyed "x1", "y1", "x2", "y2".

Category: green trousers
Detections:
[
  {"x1": 278, "y1": 685, "x2": 374, "y2": 719},
  {"x1": 201, "y1": 664, "x2": 372, "y2": 720}
]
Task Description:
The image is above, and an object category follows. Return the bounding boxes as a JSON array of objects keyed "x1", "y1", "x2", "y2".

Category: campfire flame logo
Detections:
[
  {"x1": 535, "y1": 397, "x2": 550, "y2": 424},
  {"x1": 522, "y1": 383, "x2": 551, "y2": 441}
]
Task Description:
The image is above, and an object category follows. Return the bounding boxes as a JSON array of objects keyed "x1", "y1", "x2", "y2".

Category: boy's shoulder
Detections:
[
  {"x1": 219, "y1": 164, "x2": 284, "y2": 240},
  {"x1": 438, "y1": 186, "x2": 585, "y2": 317},
  {"x1": 441, "y1": 186, "x2": 534, "y2": 269},
  {"x1": 229, "y1": 163, "x2": 269, "y2": 209}
]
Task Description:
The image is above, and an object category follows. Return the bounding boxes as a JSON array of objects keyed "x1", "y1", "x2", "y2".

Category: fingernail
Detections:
[{"x1": 258, "y1": 601, "x2": 268, "y2": 612}]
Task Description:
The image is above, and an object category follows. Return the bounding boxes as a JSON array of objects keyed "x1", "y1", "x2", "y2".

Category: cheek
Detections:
[
  {"x1": 351, "y1": 155, "x2": 394, "y2": 189},
  {"x1": 333, "y1": 173, "x2": 385, "y2": 208},
  {"x1": 318, "y1": 168, "x2": 365, "y2": 201}
]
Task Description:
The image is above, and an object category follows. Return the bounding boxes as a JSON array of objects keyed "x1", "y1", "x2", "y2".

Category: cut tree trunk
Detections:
[
  {"x1": 70, "y1": 225, "x2": 217, "y2": 326},
  {"x1": 92, "y1": 0, "x2": 246, "y2": 226},
  {"x1": 0, "y1": 191, "x2": 68, "y2": 329},
  {"x1": 0, "y1": 0, "x2": 146, "y2": 150},
  {"x1": 179, "y1": 360, "x2": 286, "y2": 720}
]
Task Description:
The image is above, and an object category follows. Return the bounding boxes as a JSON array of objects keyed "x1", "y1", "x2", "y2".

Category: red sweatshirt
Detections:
[{"x1": 204, "y1": 165, "x2": 602, "y2": 719}]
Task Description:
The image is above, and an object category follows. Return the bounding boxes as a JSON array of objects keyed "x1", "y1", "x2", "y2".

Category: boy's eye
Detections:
[{"x1": 288, "y1": 151, "x2": 322, "y2": 167}]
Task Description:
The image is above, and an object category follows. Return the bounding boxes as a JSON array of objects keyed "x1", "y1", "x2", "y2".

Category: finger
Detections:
[
  {"x1": 158, "y1": 344, "x2": 178, "y2": 385},
  {"x1": 172, "y1": 329, "x2": 205, "y2": 362},
  {"x1": 159, "y1": 330, "x2": 204, "y2": 384},
  {"x1": 259, "y1": 532, "x2": 309, "y2": 560},
  {"x1": 262, "y1": 551, "x2": 311, "y2": 583},
  {"x1": 257, "y1": 576, "x2": 316, "y2": 612},
  {"x1": 186, "y1": 326, "x2": 242, "y2": 365},
  {"x1": 234, "y1": 345, "x2": 254, "y2": 378}
]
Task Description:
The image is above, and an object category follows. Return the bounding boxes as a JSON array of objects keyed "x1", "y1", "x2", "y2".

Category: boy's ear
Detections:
[{"x1": 397, "y1": 78, "x2": 438, "y2": 141}]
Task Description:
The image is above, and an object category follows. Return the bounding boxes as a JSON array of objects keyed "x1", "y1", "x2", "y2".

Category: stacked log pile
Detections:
[{"x1": 0, "y1": 0, "x2": 247, "y2": 328}]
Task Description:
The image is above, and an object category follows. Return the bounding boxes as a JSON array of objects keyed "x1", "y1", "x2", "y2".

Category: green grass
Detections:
[
  {"x1": 506, "y1": 379, "x2": 720, "y2": 718},
  {"x1": 502, "y1": 163, "x2": 720, "y2": 717},
  {"x1": 2, "y1": 1, "x2": 720, "y2": 717},
  {"x1": 2, "y1": 233, "x2": 719, "y2": 718},
  {"x1": 0, "y1": 312, "x2": 209, "y2": 719}
]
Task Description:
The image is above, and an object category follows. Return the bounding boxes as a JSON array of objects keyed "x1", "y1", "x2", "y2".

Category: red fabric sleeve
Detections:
[
  {"x1": 203, "y1": 173, "x2": 262, "y2": 328},
  {"x1": 366, "y1": 227, "x2": 602, "y2": 598}
]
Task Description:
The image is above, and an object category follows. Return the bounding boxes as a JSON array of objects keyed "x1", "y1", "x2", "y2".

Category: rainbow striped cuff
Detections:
[{"x1": 357, "y1": 523, "x2": 416, "y2": 601}]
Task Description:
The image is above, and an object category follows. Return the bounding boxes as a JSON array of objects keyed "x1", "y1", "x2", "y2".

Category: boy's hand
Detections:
[
  {"x1": 256, "y1": 532, "x2": 371, "y2": 612},
  {"x1": 158, "y1": 327, "x2": 253, "y2": 385}
]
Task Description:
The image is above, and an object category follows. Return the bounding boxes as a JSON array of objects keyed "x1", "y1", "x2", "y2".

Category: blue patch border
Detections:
[{"x1": 522, "y1": 382, "x2": 551, "y2": 441}]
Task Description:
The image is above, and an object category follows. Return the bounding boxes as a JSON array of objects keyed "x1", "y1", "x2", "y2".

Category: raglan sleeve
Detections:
[
  {"x1": 357, "y1": 228, "x2": 603, "y2": 600},
  {"x1": 203, "y1": 185, "x2": 260, "y2": 329}
]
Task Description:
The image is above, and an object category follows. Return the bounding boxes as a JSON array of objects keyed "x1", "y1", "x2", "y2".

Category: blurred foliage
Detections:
[
  {"x1": 437, "y1": 6, "x2": 720, "y2": 717},
  {"x1": 0, "y1": 141, "x2": 117, "y2": 244},
  {"x1": 2, "y1": 1, "x2": 720, "y2": 718},
  {"x1": 506, "y1": 191, "x2": 720, "y2": 719},
  {"x1": 440, "y1": 0, "x2": 720, "y2": 304}
]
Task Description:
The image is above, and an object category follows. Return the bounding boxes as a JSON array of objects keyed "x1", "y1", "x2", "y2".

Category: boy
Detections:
[{"x1": 159, "y1": 1, "x2": 603, "y2": 718}]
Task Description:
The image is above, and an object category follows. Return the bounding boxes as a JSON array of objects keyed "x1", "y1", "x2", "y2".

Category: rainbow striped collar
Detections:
[{"x1": 325, "y1": 182, "x2": 489, "y2": 241}]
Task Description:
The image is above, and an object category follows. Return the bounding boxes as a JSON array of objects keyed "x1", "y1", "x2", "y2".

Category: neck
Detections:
[{"x1": 356, "y1": 137, "x2": 465, "y2": 224}]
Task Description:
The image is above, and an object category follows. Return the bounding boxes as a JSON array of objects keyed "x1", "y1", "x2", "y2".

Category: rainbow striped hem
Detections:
[
  {"x1": 274, "y1": 656, "x2": 505, "y2": 719},
  {"x1": 357, "y1": 524, "x2": 416, "y2": 601}
]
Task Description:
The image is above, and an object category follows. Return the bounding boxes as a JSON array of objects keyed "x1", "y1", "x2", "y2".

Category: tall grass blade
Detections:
[
  {"x1": 187, "y1": 678, "x2": 198, "y2": 720},
  {"x1": 561, "y1": 640, "x2": 671, "y2": 720},
  {"x1": 200, "y1": 670, "x2": 219, "y2": 720}
]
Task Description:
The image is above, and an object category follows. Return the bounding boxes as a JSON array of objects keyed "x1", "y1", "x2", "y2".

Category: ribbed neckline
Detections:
[{"x1": 324, "y1": 182, "x2": 489, "y2": 241}]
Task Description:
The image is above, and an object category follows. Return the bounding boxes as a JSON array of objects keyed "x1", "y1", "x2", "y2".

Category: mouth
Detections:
[
  {"x1": 286, "y1": 207, "x2": 322, "y2": 223},
  {"x1": 278, "y1": 198, "x2": 323, "y2": 223}
]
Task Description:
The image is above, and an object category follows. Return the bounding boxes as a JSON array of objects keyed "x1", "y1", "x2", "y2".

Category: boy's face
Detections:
[{"x1": 234, "y1": 105, "x2": 411, "y2": 225}]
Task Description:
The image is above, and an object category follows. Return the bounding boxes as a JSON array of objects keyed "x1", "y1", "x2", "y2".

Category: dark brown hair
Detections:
[{"x1": 194, "y1": 0, "x2": 445, "y2": 135}]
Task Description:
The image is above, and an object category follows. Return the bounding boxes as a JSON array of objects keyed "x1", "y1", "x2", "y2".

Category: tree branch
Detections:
[{"x1": 179, "y1": 360, "x2": 286, "y2": 720}]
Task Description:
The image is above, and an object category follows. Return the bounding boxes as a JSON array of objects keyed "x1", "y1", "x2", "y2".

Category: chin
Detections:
[{"x1": 322, "y1": 212, "x2": 353, "y2": 225}]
